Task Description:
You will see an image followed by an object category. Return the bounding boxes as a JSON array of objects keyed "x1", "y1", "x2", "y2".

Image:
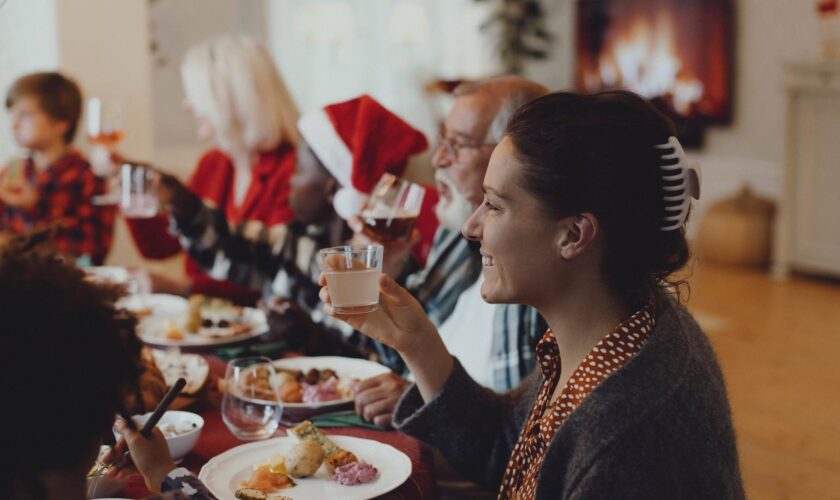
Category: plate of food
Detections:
[
  {"x1": 268, "y1": 357, "x2": 391, "y2": 420},
  {"x1": 150, "y1": 349, "x2": 210, "y2": 395},
  {"x1": 121, "y1": 294, "x2": 269, "y2": 347},
  {"x1": 83, "y1": 266, "x2": 131, "y2": 286},
  {"x1": 199, "y1": 421, "x2": 411, "y2": 500}
]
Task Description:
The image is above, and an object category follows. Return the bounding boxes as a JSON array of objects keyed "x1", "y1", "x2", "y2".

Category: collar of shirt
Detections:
[
  {"x1": 26, "y1": 150, "x2": 86, "y2": 185},
  {"x1": 532, "y1": 299, "x2": 656, "y2": 443}
]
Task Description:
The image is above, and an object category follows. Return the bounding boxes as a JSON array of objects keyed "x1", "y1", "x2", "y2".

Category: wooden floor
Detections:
[{"x1": 686, "y1": 262, "x2": 840, "y2": 499}]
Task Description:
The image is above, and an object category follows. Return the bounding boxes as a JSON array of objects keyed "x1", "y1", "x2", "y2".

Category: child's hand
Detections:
[{"x1": 0, "y1": 180, "x2": 38, "y2": 211}]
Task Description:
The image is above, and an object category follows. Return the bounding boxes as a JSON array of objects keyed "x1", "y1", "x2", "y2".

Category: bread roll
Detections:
[{"x1": 285, "y1": 440, "x2": 324, "y2": 478}]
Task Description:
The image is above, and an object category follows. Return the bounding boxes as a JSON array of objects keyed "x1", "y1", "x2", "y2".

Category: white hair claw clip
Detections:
[{"x1": 655, "y1": 136, "x2": 702, "y2": 231}]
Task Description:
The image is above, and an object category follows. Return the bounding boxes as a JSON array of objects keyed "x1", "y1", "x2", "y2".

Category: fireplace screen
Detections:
[{"x1": 576, "y1": 0, "x2": 734, "y2": 146}]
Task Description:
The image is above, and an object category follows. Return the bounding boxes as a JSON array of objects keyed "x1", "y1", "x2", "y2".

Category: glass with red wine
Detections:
[{"x1": 361, "y1": 174, "x2": 425, "y2": 242}]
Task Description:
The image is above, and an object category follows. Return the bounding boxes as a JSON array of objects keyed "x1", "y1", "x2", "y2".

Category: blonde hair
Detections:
[{"x1": 181, "y1": 35, "x2": 299, "y2": 153}]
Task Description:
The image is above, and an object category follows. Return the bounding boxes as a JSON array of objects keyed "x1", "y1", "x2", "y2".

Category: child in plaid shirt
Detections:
[{"x1": 0, "y1": 72, "x2": 113, "y2": 264}]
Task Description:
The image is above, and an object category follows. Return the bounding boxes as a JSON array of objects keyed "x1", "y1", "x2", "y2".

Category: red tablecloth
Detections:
[{"x1": 120, "y1": 356, "x2": 437, "y2": 499}]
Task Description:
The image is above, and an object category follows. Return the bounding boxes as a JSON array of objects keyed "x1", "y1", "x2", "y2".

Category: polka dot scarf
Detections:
[{"x1": 498, "y1": 301, "x2": 656, "y2": 500}]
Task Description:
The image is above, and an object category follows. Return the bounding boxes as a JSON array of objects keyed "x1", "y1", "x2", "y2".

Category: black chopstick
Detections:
[
  {"x1": 118, "y1": 410, "x2": 138, "y2": 432},
  {"x1": 140, "y1": 377, "x2": 186, "y2": 438}
]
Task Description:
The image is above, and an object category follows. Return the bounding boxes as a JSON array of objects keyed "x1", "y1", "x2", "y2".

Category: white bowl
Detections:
[{"x1": 114, "y1": 411, "x2": 204, "y2": 463}]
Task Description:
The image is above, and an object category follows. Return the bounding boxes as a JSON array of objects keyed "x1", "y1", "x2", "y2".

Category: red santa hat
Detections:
[{"x1": 297, "y1": 95, "x2": 428, "y2": 220}]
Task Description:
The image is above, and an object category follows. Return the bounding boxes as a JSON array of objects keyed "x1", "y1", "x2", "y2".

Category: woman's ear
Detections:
[{"x1": 556, "y1": 213, "x2": 599, "y2": 260}]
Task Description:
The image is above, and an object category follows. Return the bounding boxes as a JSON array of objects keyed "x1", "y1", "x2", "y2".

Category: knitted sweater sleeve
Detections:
[{"x1": 393, "y1": 358, "x2": 538, "y2": 489}]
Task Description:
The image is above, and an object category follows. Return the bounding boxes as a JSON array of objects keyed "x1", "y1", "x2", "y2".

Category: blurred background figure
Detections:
[
  {"x1": 0, "y1": 72, "x2": 113, "y2": 265},
  {"x1": 122, "y1": 35, "x2": 299, "y2": 305}
]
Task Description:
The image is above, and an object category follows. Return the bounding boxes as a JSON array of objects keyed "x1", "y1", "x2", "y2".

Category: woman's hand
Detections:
[
  {"x1": 318, "y1": 272, "x2": 434, "y2": 356},
  {"x1": 319, "y1": 272, "x2": 455, "y2": 402},
  {"x1": 104, "y1": 419, "x2": 177, "y2": 494}
]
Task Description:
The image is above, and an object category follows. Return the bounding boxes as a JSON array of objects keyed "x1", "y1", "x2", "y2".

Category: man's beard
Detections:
[{"x1": 435, "y1": 170, "x2": 477, "y2": 232}]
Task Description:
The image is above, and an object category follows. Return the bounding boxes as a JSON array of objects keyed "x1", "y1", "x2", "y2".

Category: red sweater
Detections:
[{"x1": 126, "y1": 144, "x2": 295, "y2": 305}]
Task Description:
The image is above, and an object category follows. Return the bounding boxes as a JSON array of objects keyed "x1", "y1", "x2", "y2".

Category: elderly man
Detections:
[{"x1": 353, "y1": 76, "x2": 549, "y2": 426}]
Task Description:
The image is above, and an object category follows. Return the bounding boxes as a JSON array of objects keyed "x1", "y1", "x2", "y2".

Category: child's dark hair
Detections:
[
  {"x1": 505, "y1": 90, "x2": 691, "y2": 306},
  {"x1": 5, "y1": 72, "x2": 83, "y2": 144},
  {"x1": 0, "y1": 239, "x2": 140, "y2": 491}
]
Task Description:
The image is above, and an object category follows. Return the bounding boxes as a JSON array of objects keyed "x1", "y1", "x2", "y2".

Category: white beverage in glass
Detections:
[
  {"x1": 325, "y1": 269, "x2": 381, "y2": 311},
  {"x1": 320, "y1": 245, "x2": 384, "y2": 314}
]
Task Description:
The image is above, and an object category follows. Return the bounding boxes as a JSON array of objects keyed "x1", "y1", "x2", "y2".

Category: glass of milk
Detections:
[{"x1": 320, "y1": 244, "x2": 384, "y2": 314}]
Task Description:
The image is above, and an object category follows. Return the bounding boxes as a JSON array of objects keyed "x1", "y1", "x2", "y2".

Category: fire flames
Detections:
[{"x1": 581, "y1": 10, "x2": 704, "y2": 116}]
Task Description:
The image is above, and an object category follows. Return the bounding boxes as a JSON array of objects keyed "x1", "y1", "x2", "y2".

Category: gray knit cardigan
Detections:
[{"x1": 393, "y1": 292, "x2": 744, "y2": 499}]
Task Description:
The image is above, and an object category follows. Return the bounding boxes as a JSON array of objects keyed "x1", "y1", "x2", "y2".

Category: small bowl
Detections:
[{"x1": 114, "y1": 411, "x2": 204, "y2": 463}]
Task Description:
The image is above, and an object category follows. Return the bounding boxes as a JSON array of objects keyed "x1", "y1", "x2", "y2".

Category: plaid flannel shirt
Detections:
[
  {"x1": 171, "y1": 202, "x2": 393, "y2": 365},
  {"x1": 0, "y1": 152, "x2": 113, "y2": 264},
  {"x1": 173, "y1": 203, "x2": 543, "y2": 389}
]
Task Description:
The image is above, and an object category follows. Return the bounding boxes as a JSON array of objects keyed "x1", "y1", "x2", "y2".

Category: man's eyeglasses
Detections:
[{"x1": 436, "y1": 127, "x2": 497, "y2": 159}]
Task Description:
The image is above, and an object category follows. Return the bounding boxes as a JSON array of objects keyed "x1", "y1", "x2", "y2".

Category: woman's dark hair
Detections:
[
  {"x1": 506, "y1": 90, "x2": 691, "y2": 305},
  {"x1": 0, "y1": 239, "x2": 140, "y2": 491}
]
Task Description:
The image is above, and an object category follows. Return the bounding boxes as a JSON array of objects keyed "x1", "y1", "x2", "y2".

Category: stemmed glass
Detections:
[
  {"x1": 361, "y1": 173, "x2": 425, "y2": 242},
  {"x1": 87, "y1": 97, "x2": 125, "y2": 205},
  {"x1": 221, "y1": 357, "x2": 283, "y2": 440}
]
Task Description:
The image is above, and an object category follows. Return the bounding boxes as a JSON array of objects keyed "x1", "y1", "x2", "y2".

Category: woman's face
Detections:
[
  {"x1": 289, "y1": 139, "x2": 337, "y2": 225},
  {"x1": 461, "y1": 137, "x2": 565, "y2": 306}
]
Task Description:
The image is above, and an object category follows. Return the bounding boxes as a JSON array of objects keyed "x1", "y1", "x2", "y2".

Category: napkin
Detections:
[{"x1": 309, "y1": 411, "x2": 386, "y2": 431}]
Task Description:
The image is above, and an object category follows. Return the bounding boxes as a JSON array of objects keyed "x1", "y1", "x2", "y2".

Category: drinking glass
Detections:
[
  {"x1": 87, "y1": 97, "x2": 125, "y2": 205},
  {"x1": 320, "y1": 245, "x2": 384, "y2": 314},
  {"x1": 120, "y1": 163, "x2": 158, "y2": 219},
  {"x1": 361, "y1": 174, "x2": 425, "y2": 242},
  {"x1": 221, "y1": 356, "x2": 283, "y2": 440}
]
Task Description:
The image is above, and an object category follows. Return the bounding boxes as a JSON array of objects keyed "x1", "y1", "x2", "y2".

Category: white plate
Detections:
[
  {"x1": 137, "y1": 308, "x2": 268, "y2": 347},
  {"x1": 199, "y1": 435, "x2": 411, "y2": 500},
  {"x1": 273, "y1": 357, "x2": 391, "y2": 414},
  {"x1": 120, "y1": 293, "x2": 188, "y2": 317},
  {"x1": 121, "y1": 294, "x2": 268, "y2": 348},
  {"x1": 150, "y1": 350, "x2": 210, "y2": 394},
  {"x1": 84, "y1": 266, "x2": 131, "y2": 285}
]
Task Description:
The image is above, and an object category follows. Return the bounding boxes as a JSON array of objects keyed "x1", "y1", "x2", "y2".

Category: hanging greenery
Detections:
[{"x1": 475, "y1": 0, "x2": 553, "y2": 74}]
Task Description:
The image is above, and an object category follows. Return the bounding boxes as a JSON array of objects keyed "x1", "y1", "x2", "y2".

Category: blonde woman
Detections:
[{"x1": 126, "y1": 35, "x2": 299, "y2": 304}]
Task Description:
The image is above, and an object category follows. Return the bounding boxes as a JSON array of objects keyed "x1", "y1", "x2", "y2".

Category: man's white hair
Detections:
[
  {"x1": 181, "y1": 35, "x2": 299, "y2": 154},
  {"x1": 454, "y1": 76, "x2": 549, "y2": 144}
]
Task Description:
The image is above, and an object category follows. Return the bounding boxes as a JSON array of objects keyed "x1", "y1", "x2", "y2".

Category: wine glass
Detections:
[
  {"x1": 221, "y1": 357, "x2": 283, "y2": 440},
  {"x1": 361, "y1": 173, "x2": 425, "y2": 242},
  {"x1": 87, "y1": 97, "x2": 125, "y2": 205}
]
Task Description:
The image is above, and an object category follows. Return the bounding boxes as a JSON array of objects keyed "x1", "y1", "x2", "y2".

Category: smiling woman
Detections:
[{"x1": 320, "y1": 90, "x2": 744, "y2": 499}]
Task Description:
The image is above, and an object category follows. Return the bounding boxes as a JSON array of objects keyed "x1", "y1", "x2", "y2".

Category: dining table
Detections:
[{"x1": 119, "y1": 354, "x2": 439, "y2": 500}]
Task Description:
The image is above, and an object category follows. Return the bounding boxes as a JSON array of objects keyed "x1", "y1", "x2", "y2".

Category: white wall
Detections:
[
  {"x1": 0, "y1": 0, "x2": 59, "y2": 161},
  {"x1": 51, "y1": 0, "x2": 191, "y2": 273},
  {"x1": 265, "y1": 0, "x2": 502, "y2": 183}
]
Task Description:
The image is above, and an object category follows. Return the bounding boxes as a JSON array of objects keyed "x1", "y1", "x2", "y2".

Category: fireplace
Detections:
[{"x1": 575, "y1": 0, "x2": 734, "y2": 147}]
